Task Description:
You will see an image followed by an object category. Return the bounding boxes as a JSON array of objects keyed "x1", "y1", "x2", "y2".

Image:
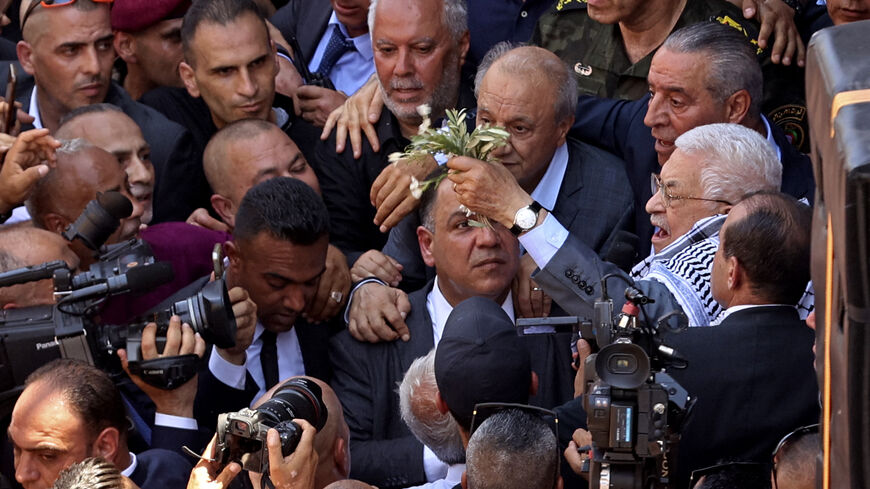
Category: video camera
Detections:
[
  {"x1": 581, "y1": 284, "x2": 694, "y2": 489},
  {"x1": 215, "y1": 378, "x2": 328, "y2": 475},
  {"x1": 0, "y1": 192, "x2": 238, "y2": 416}
]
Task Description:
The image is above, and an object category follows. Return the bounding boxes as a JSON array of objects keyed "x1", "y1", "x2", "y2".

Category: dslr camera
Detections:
[{"x1": 216, "y1": 378, "x2": 328, "y2": 474}]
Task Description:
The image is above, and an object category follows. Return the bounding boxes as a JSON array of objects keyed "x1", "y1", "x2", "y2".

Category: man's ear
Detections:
[
  {"x1": 556, "y1": 475, "x2": 564, "y2": 489},
  {"x1": 725, "y1": 89, "x2": 752, "y2": 124},
  {"x1": 225, "y1": 240, "x2": 242, "y2": 273},
  {"x1": 43, "y1": 213, "x2": 70, "y2": 235},
  {"x1": 114, "y1": 32, "x2": 137, "y2": 64},
  {"x1": 436, "y1": 390, "x2": 449, "y2": 415},
  {"x1": 17, "y1": 41, "x2": 36, "y2": 76},
  {"x1": 417, "y1": 226, "x2": 436, "y2": 268},
  {"x1": 333, "y1": 437, "x2": 350, "y2": 478},
  {"x1": 91, "y1": 426, "x2": 121, "y2": 462},
  {"x1": 457, "y1": 31, "x2": 471, "y2": 69},
  {"x1": 178, "y1": 61, "x2": 200, "y2": 98},
  {"x1": 726, "y1": 255, "x2": 741, "y2": 291},
  {"x1": 555, "y1": 115, "x2": 574, "y2": 147},
  {"x1": 211, "y1": 194, "x2": 236, "y2": 228}
]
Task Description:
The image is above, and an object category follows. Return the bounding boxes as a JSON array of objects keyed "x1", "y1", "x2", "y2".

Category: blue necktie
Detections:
[{"x1": 316, "y1": 25, "x2": 355, "y2": 77}]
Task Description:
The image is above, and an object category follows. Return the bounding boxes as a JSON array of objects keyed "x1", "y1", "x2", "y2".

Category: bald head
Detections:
[
  {"x1": 19, "y1": 0, "x2": 103, "y2": 41},
  {"x1": 0, "y1": 225, "x2": 80, "y2": 307},
  {"x1": 475, "y1": 44, "x2": 577, "y2": 125},
  {"x1": 203, "y1": 120, "x2": 319, "y2": 228},
  {"x1": 253, "y1": 376, "x2": 350, "y2": 487},
  {"x1": 25, "y1": 141, "x2": 144, "y2": 265}
]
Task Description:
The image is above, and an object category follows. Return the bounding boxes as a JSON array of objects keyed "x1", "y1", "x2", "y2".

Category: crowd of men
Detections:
[{"x1": 0, "y1": 0, "x2": 866, "y2": 488}]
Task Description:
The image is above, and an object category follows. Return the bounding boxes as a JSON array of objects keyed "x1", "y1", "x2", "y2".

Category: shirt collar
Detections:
[
  {"x1": 445, "y1": 463, "x2": 466, "y2": 484},
  {"x1": 761, "y1": 115, "x2": 783, "y2": 162},
  {"x1": 428, "y1": 276, "x2": 515, "y2": 344},
  {"x1": 716, "y1": 303, "x2": 795, "y2": 324},
  {"x1": 328, "y1": 11, "x2": 374, "y2": 61},
  {"x1": 529, "y1": 142, "x2": 568, "y2": 211},
  {"x1": 28, "y1": 86, "x2": 44, "y2": 129},
  {"x1": 121, "y1": 452, "x2": 138, "y2": 477}
]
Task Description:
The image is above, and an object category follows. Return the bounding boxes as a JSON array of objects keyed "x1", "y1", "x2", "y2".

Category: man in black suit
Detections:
[
  {"x1": 569, "y1": 22, "x2": 815, "y2": 245},
  {"x1": 6, "y1": 359, "x2": 191, "y2": 489},
  {"x1": 194, "y1": 177, "x2": 333, "y2": 426},
  {"x1": 663, "y1": 191, "x2": 818, "y2": 486},
  {"x1": 329, "y1": 172, "x2": 521, "y2": 489},
  {"x1": 315, "y1": 0, "x2": 473, "y2": 263},
  {"x1": 5, "y1": 0, "x2": 196, "y2": 225},
  {"x1": 270, "y1": 0, "x2": 374, "y2": 126}
]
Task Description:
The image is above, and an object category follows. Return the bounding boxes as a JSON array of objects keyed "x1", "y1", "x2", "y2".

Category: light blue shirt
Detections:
[{"x1": 308, "y1": 12, "x2": 375, "y2": 96}]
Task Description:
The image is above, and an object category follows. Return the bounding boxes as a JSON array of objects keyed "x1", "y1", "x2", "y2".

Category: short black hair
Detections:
[
  {"x1": 234, "y1": 177, "x2": 329, "y2": 245},
  {"x1": 57, "y1": 103, "x2": 124, "y2": 129},
  {"x1": 181, "y1": 0, "x2": 267, "y2": 66},
  {"x1": 418, "y1": 165, "x2": 450, "y2": 231},
  {"x1": 25, "y1": 359, "x2": 128, "y2": 442},
  {"x1": 723, "y1": 192, "x2": 811, "y2": 304}
]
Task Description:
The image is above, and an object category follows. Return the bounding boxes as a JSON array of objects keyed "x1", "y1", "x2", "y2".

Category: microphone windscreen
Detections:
[
  {"x1": 97, "y1": 191, "x2": 133, "y2": 220},
  {"x1": 125, "y1": 262, "x2": 175, "y2": 293},
  {"x1": 605, "y1": 231, "x2": 640, "y2": 273}
]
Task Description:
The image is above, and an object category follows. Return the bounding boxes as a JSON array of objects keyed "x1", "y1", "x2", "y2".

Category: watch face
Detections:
[{"x1": 516, "y1": 207, "x2": 537, "y2": 230}]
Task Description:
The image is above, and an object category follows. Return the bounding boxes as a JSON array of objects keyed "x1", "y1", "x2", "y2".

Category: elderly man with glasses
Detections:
[{"x1": 449, "y1": 122, "x2": 782, "y2": 327}]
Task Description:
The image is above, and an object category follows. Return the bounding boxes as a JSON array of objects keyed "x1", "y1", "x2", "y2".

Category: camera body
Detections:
[
  {"x1": 582, "y1": 288, "x2": 692, "y2": 489},
  {"x1": 216, "y1": 378, "x2": 328, "y2": 474}
]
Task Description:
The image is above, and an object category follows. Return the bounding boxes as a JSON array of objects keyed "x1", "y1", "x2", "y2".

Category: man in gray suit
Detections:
[{"x1": 449, "y1": 123, "x2": 783, "y2": 327}]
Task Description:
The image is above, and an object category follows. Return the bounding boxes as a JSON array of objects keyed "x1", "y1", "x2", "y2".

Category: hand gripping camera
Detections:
[
  {"x1": 582, "y1": 286, "x2": 694, "y2": 489},
  {"x1": 216, "y1": 378, "x2": 328, "y2": 474}
]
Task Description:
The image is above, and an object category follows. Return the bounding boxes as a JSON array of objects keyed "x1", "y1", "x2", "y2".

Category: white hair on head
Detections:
[
  {"x1": 399, "y1": 349, "x2": 465, "y2": 465},
  {"x1": 675, "y1": 123, "x2": 782, "y2": 204},
  {"x1": 56, "y1": 138, "x2": 93, "y2": 155},
  {"x1": 368, "y1": 0, "x2": 468, "y2": 40}
]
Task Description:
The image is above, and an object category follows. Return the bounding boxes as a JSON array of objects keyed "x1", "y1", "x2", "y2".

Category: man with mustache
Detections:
[
  {"x1": 3, "y1": 0, "x2": 196, "y2": 225},
  {"x1": 328, "y1": 168, "x2": 520, "y2": 489},
  {"x1": 450, "y1": 123, "x2": 782, "y2": 327},
  {"x1": 315, "y1": 0, "x2": 474, "y2": 262}
]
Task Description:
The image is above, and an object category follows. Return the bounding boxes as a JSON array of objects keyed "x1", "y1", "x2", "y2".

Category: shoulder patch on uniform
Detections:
[
  {"x1": 713, "y1": 13, "x2": 764, "y2": 55},
  {"x1": 556, "y1": 0, "x2": 588, "y2": 12},
  {"x1": 769, "y1": 104, "x2": 808, "y2": 151}
]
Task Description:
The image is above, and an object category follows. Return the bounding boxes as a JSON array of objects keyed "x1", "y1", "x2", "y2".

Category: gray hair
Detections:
[
  {"x1": 399, "y1": 349, "x2": 465, "y2": 465},
  {"x1": 56, "y1": 138, "x2": 93, "y2": 155},
  {"x1": 466, "y1": 409, "x2": 558, "y2": 489},
  {"x1": 368, "y1": 0, "x2": 468, "y2": 41},
  {"x1": 675, "y1": 123, "x2": 782, "y2": 204},
  {"x1": 51, "y1": 457, "x2": 122, "y2": 489},
  {"x1": 474, "y1": 42, "x2": 577, "y2": 124},
  {"x1": 662, "y1": 22, "x2": 763, "y2": 121}
]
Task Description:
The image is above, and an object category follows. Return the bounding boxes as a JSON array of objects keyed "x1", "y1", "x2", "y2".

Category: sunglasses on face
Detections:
[{"x1": 21, "y1": 0, "x2": 114, "y2": 33}]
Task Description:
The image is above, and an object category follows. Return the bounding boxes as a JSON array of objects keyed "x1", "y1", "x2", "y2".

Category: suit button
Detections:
[
  {"x1": 579, "y1": 280, "x2": 587, "y2": 288},
  {"x1": 585, "y1": 286, "x2": 594, "y2": 295},
  {"x1": 565, "y1": 270, "x2": 574, "y2": 278},
  {"x1": 572, "y1": 276, "x2": 581, "y2": 284}
]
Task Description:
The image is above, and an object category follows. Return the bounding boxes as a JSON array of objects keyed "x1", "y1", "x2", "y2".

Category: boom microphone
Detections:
[{"x1": 60, "y1": 261, "x2": 174, "y2": 304}]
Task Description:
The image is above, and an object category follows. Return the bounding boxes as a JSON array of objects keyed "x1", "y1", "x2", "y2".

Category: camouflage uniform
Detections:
[{"x1": 533, "y1": 0, "x2": 810, "y2": 151}]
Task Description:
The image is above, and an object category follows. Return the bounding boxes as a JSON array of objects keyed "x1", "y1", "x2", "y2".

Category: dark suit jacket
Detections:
[
  {"x1": 382, "y1": 136, "x2": 636, "y2": 289},
  {"x1": 130, "y1": 448, "x2": 193, "y2": 489},
  {"x1": 329, "y1": 285, "x2": 434, "y2": 489},
  {"x1": 570, "y1": 94, "x2": 816, "y2": 247},
  {"x1": 0, "y1": 66, "x2": 199, "y2": 225},
  {"x1": 663, "y1": 306, "x2": 819, "y2": 488},
  {"x1": 270, "y1": 0, "x2": 332, "y2": 63}
]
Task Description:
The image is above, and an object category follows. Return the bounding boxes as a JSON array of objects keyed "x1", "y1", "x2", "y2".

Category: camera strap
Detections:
[{"x1": 126, "y1": 354, "x2": 199, "y2": 390}]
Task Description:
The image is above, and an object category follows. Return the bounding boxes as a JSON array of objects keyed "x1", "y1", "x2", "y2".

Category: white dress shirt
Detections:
[
  {"x1": 208, "y1": 322, "x2": 306, "y2": 404},
  {"x1": 307, "y1": 12, "x2": 375, "y2": 96}
]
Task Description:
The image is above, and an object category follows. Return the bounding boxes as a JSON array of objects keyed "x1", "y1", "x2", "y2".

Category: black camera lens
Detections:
[
  {"x1": 257, "y1": 378, "x2": 328, "y2": 432},
  {"x1": 170, "y1": 279, "x2": 237, "y2": 348}
]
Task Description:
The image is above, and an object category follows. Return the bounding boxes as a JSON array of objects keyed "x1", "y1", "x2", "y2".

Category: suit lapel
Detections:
[
  {"x1": 552, "y1": 140, "x2": 585, "y2": 232},
  {"x1": 399, "y1": 282, "x2": 436, "y2": 372}
]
